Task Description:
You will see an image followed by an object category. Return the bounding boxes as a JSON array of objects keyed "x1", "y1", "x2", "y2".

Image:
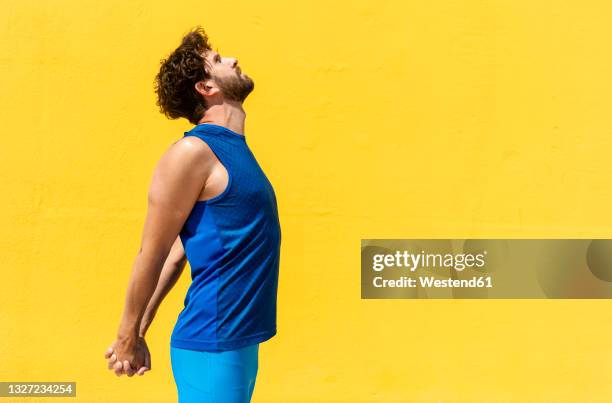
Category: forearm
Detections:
[
  {"x1": 138, "y1": 257, "x2": 186, "y2": 337},
  {"x1": 116, "y1": 249, "x2": 170, "y2": 341}
]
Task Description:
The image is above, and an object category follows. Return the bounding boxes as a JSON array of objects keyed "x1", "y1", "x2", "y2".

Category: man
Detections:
[{"x1": 104, "y1": 26, "x2": 282, "y2": 403}]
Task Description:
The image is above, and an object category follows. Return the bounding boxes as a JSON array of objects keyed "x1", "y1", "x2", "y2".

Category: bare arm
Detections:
[
  {"x1": 115, "y1": 137, "x2": 212, "y2": 350},
  {"x1": 138, "y1": 235, "x2": 187, "y2": 337}
]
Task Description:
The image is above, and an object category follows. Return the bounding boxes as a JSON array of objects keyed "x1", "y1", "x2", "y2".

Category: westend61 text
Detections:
[{"x1": 373, "y1": 276, "x2": 493, "y2": 288}]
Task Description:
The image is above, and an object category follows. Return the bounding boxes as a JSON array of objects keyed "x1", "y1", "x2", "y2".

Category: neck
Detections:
[{"x1": 197, "y1": 101, "x2": 246, "y2": 136}]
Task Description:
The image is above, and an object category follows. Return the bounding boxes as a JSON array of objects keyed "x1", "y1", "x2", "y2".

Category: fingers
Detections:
[
  {"x1": 123, "y1": 360, "x2": 135, "y2": 377},
  {"x1": 105, "y1": 342, "x2": 150, "y2": 377},
  {"x1": 136, "y1": 366, "x2": 149, "y2": 376},
  {"x1": 107, "y1": 353, "x2": 117, "y2": 369},
  {"x1": 113, "y1": 361, "x2": 124, "y2": 377}
]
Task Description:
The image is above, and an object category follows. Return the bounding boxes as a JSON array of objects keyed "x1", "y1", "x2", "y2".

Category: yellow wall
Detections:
[{"x1": 2, "y1": 0, "x2": 612, "y2": 401}]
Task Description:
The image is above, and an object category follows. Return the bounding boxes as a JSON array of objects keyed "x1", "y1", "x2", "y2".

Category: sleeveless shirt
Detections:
[{"x1": 170, "y1": 123, "x2": 282, "y2": 352}]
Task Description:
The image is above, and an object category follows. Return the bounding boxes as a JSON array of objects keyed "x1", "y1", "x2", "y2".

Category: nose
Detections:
[
  {"x1": 223, "y1": 57, "x2": 238, "y2": 68},
  {"x1": 227, "y1": 58, "x2": 238, "y2": 67},
  {"x1": 222, "y1": 57, "x2": 238, "y2": 68}
]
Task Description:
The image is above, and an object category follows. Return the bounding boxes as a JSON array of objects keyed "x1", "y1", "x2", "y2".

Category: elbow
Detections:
[{"x1": 172, "y1": 254, "x2": 188, "y2": 270}]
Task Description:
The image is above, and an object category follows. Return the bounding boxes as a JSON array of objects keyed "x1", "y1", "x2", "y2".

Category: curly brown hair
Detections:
[{"x1": 154, "y1": 26, "x2": 213, "y2": 125}]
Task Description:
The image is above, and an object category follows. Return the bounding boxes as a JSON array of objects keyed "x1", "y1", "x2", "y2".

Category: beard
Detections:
[{"x1": 215, "y1": 71, "x2": 255, "y2": 103}]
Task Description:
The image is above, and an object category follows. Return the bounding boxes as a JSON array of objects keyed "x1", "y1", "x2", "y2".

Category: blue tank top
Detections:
[{"x1": 170, "y1": 123, "x2": 282, "y2": 352}]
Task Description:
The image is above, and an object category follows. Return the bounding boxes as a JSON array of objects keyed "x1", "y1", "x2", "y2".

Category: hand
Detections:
[{"x1": 104, "y1": 336, "x2": 151, "y2": 377}]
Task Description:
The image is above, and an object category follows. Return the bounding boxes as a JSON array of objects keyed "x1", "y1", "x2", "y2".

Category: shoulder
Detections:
[
  {"x1": 155, "y1": 135, "x2": 216, "y2": 178},
  {"x1": 171, "y1": 135, "x2": 214, "y2": 156}
]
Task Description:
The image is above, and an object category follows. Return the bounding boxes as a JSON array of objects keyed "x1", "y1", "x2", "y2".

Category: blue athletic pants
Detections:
[{"x1": 170, "y1": 344, "x2": 259, "y2": 403}]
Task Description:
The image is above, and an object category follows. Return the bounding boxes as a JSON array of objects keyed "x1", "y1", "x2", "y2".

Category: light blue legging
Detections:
[{"x1": 170, "y1": 344, "x2": 259, "y2": 403}]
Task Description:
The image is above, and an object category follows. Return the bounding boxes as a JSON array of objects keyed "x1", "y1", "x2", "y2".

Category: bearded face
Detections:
[
  {"x1": 214, "y1": 71, "x2": 255, "y2": 102},
  {"x1": 201, "y1": 49, "x2": 255, "y2": 103}
]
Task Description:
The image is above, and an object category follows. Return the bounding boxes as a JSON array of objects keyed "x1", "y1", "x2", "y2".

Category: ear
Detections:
[{"x1": 195, "y1": 80, "x2": 220, "y2": 97}]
